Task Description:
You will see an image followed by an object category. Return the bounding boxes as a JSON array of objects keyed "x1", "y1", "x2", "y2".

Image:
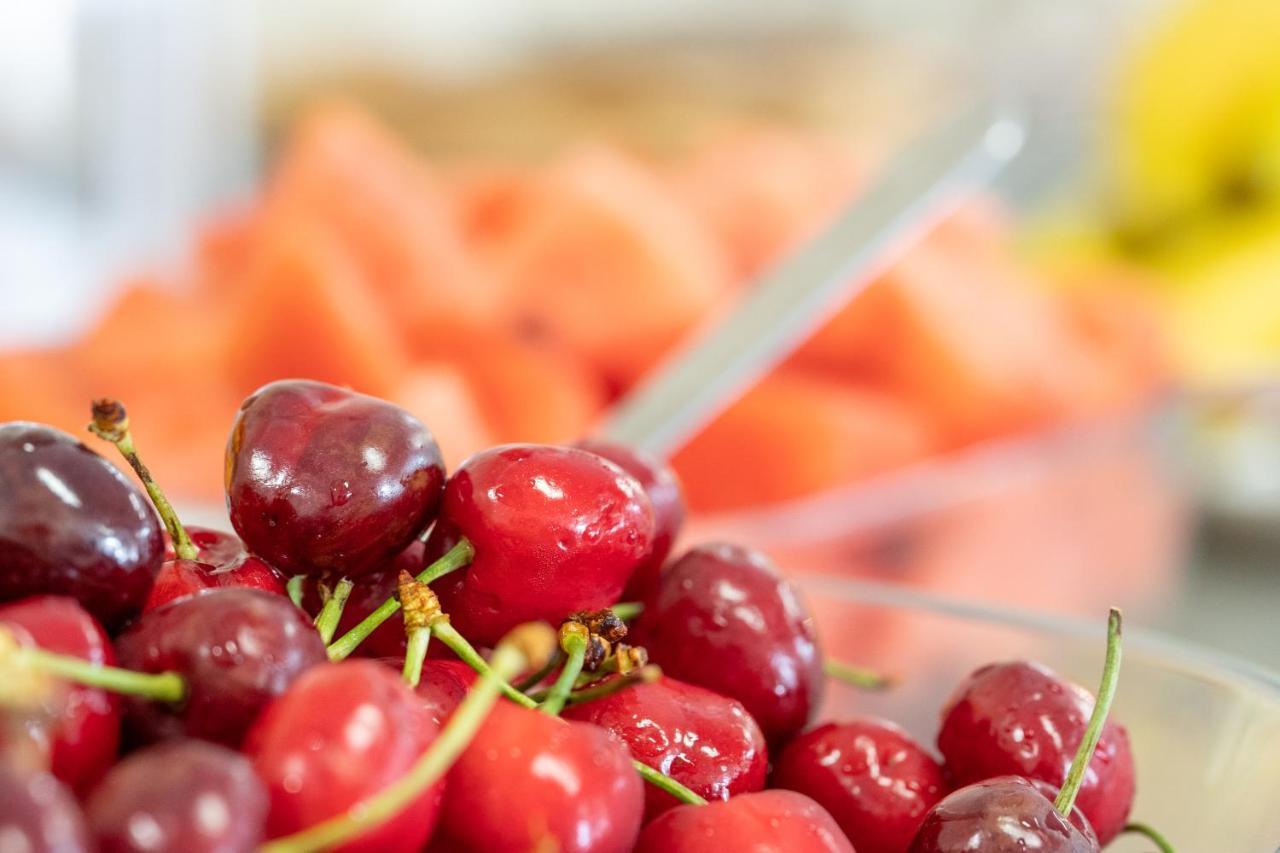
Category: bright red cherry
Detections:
[
  {"x1": 936, "y1": 661, "x2": 1134, "y2": 844},
  {"x1": 85, "y1": 740, "x2": 267, "y2": 853},
  {"x1": 0, "y1": 596, "x2": 120, "y2": 796},
  {"x1": 773, "y1": 717, "x2": 945, "y2": 853},
  {"x1": 244, "y1": 660, "x2": 441, "y2": 853},
  {"x1": 908, "y1": 776, "x2": 1099, "y2": 852},
  {"x1": 437, "y1": 700, "x2": 643, "y2": 852},
  {"x1": 225, "y1": 380, "x2": 446, "y2": 578},
  {"x1": 0, "y1": 423, "x2": 163, "y2": 629},
  {"x1": 563, "y1": 676, "x2": 766, "y2": 819},
  {"x1": 114, "y1": 588, "x2": 327, "y2": 746},
  {"x1": 635, "y1": 789, "x2": 853, "y2": 852},
  {"x1": 0, "y1": 762, "x2": 91, "y2": 852},
  {"x1": 632, "y1": 543, "x2": 823, "y2": 744},
  {"x1": 574, "y1": 440, "x2": 685, "y2": 602},
  {"x1": 427, "y1": 444, "x2": 655, "y2": 646},
  {"x1": 411, "y1": 660, "x2": 475, "y2": 729},
  {"x1": 145, "y1": 527, "x2": 286, "y2": 612}
]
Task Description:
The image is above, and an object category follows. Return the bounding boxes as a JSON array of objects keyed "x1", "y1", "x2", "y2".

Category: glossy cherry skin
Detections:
[
  {"x1": 0, "y1": 596, "x2": 120, "y2": 796},
  {"x1": 114, "y1": 588, "x2": 327, "y2": 746},
  {"x1": 564, "y1": 676, "x2": 767, "y2": 819},
  {"x1": 0, "y1": 763, "x2": 92, "y2": 853},
  {"x1": 428, "y1": 444, "x2": 655, "y2": 646},
  {"x1": 145, "y1": 527, "x2": 286, "y2": 611},
  {"x1": 635, "y1": 790, "x2": 853, "y2": 853},
  {"x1": 411, "y1": 660, "x2": 475, "y2": 729},
  {"x1": 632, "y1": 543, "x2": 823, "y2": 744},
  {"x1": 908, "y1": 776, "x2": 1099, "y2": 852},
  {"x1": 438, "y1": 701, "x2": 643, "y2": 852},
  {"x1": 773, "y1": 717, "x2": 945, "y2": 853},
  {"x1": 937, "y1": 661, "x2": 1135, "y2": 845},
  {"x1": 85, "y1": 740, "x2": 267, "y2": 852},
  {"x1": 226, "y1": 380, "x2": 446, "y2": 578},
  {"x1": 245, "y1": 660, "x2": 441, "y2": 853},
  {"x1": 0, "y1": 422, "x2": 164, "y2": 629},
  {"x1": 301, "y1": 541, "x2": 426, "y2": 660},
  {"x1": 575, "y1": 439, "x2": 685, "y2": 602}
]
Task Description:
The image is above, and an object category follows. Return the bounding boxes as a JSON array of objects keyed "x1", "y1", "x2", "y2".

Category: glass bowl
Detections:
[{"x1": 802, "y1": 575, "x2": 1280, "y2": 852}]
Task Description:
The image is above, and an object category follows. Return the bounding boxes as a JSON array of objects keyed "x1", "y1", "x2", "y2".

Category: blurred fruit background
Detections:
[{"x1": 1, "y1": 1, "x2": 1276, "y2": 668}]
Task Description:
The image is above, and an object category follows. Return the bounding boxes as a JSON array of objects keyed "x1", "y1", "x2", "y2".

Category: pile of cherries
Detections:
[{"x1": 0, "y1": 379, "x2": 1168, "y2": 853}]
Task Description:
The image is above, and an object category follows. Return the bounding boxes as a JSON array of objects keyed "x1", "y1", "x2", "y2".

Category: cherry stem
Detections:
[
  {"x1": 261, "y1": 622, "x2": 556, "y2": 853},
  {"x1": 312, "y1": 579, "x2": 353, "y2": 645},
  {"x1": 6, "y1": 644, "x2": 185, "y2": 704},
  {"x1": 1121, "y1": 822, "x2": 1175, "y2": 853},
  {"x1": 402, "y1": 629, "x2": 430, "y2": 689},
  {"x1": 431, "y1": 622, "x2": 538, "y2": 710},
  {"x1": 633, "y1": 760, "x2": 706, "y2": 806},
  {"x1": 88, "y1": 399, "x2": 197, "y2": 561},
  {"x1": 611, "y1": 601, "x2": 643, "y2": 621},
  {"x1": 824, "y1": 659, "x2": 894, "y2": 690},
  {"x1": 286, "y1": 576, "x2": 306, "y2": 609},
  {"x1": 326, "y1": 539, "x2": 474, "y2": 661},
  {"x1": 539, "y1": 625, "x2": 589, "y2": 716},
  {"x1": 1055, "y1": 607, "x2": 1123, "y2": 818},
  {"x1": 513, "y1": 649, "x2": 564, "y2": 692},
  {"x1": 563, "y1": 665, "x2": 660, "y2": 706}
]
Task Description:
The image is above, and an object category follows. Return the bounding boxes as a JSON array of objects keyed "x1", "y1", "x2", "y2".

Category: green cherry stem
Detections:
[
  {"x1": 513, "y1": 649, "x2": 564, "y2": 693},
  {"x1": 539, "y1": 624, "x2": 589, "y2": 716},
  {"x1": 326, "y1": 539, "x2": 474, "y2": 662},
  {"x1": 261, "y1": 622, "x2": 557, "y2": 853},
  {"x1": 431, "y1": 622, "x2": 537, "y2": 710},
  {"x1": 633, "y1": 761, "x2": 706, "y2": 806},
  {"x1": 824, "y1": 659, "x2": 894, "y2": 690},
  {"x1": 563, "y1": 665, "x2": 660, "y2": 706},
  {"x1": 88, "y1": 399, "x2": 197, "y2": 561},
  {"x1": 398, "y1": 571, "x2": 435, "y2": 689},
  {"x1": 286, "y1": 576, "x2": 306, "y2": 609},
  {"x1": 1055, "y1": 607, "x2": 1123, "y2": 818},
  {"x1": 6, "y1": 643, "x2": 185, "y2": 704},
  {"x1": 1121, "y1": 822, "x2": 1176, "y2": 853},
  {"x1": 402, "y1": 629, "x2": 430, "y2": 689},
  {"x1": 610, "y1": 601, "x2": 644, "y2": 622},
  {"x1": 312, "y1": 579, "x2": 353, "y2": 645}
]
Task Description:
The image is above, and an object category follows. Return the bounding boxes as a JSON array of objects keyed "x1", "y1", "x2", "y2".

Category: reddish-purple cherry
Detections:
[
  {"x1": 908, "y1": 776, "x2": 1099, "y2": 852},
  {"x1": 225, "y1": 380, "x2": 446, "y2": 578},
  {"x1": 0, "y1": 762, "x2": 92, "y2": 853}
]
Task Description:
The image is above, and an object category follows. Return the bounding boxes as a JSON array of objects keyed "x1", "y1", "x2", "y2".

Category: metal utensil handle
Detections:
[{"x1": 598, "y1": 102, "x2": 1025, "y2": 459}]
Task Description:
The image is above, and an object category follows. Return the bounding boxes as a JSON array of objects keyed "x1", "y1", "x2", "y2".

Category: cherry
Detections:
[
  {"x1": 436, "y1": 700, "x2": 644, "y2": 852},
  {"x1": 114, "y1": 588, "x2": 327, "y2": 746},
  {"x1": 427, "y1": 444, "x2": 655, "y2": 646},
  {"x1": 634, "y1": 789, "x2": 854, "y2": 853},
  {"x1": 575, "y1": 439, "x2": 685, "y2": 602},
  {"x1": 563, "y1": 676, "x2": 767, "y2": 819},
  {"x1": 0, "y1": 422, "x2": 163, "y2": 629},
  {"x1": 146, "y1": 526, "x2": 286, "y2": 612},
  {"x1": 84, "y1": 740, "x2": 267, "y2": 852},
  {"x1": 936, "y1": 661, "x2": 1134, "y2": 844},
  {"x1": 907, "y1": 776, "x2": 1099, "y2": 852},
  {"x1": 245, "y1": 660, "x2": 442, "y2": 853},
  {"x1": 772, "y1": 717, "x2": 945, "y2": 853},
  {"x1": 225, "y1": 380, "x2": 446, "y2": 578},
  {"x1": 0, "y1": 761, "x2": 91, "y2": 852},
  {"x1": 631, "y1": 542, "x2": 823, "y2": 744},
  {"x1": 410, "y1": 660, "x2": 475, "y2": 729},
  {"x1": 0, "y1": 596, "x2": 120, "y2": 796}
]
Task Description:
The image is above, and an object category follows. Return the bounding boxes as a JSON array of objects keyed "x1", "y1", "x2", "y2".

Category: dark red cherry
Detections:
[
  {"x1": 301, "y1": 541, "x2": 426, "y2": 659},
  {"x1": 85, "y1": 740, "x2": 267, "y2": 852},
  {"x1": 114, "y1": 588, "x2": 327, "y2": 746},
  {"x1": 0, "y1": 596, "x2": 120, "y2": 796},
  {"x1": 225, "y1": 380, "x2": 446, "y2": 578},
  {"x1": 937, "y1": 661, "x2": 1134, "y2": 845},
  {"x1": 635, "y1": 789, "x2": 853, "y2": 853},
  {"x1": 908, "y1": 775, "x2": 1099, "y2": 852},
  {"x1": 631, "y1": 543, "x2": 823, "y2": 744},
  {"x1": 574, "y1": 440, "x2": 685, "y2": 602},
  {"x1": 563, "y1": 676, "x2": 766, "y2": 819},
  {"x1": 427, "y1": 444, "x2": 655, "y2": 646},
  {"x1": 245, "y1": 660, "x2": 441, "y2": 853},
  {"x1": 147, "y1": 526, "x2": 286, "y2": 611},
  {"x1": 0, "y1": 762, "x2": 91, "y2": 852},
  {"x1": 438, "y1": 700, "x2": 643, "y2": 852},
  {"x1": 773, "y1": 717, "x2": 945, "y2": 853},
  {"x1": 0, "y1": 423, "x2": 163, "y2": 629}
]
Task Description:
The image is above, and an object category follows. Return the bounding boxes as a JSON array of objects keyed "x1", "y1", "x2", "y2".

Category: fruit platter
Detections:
[{"x1": 6, "y1": 379, "x2": 1272, "y2": 852}]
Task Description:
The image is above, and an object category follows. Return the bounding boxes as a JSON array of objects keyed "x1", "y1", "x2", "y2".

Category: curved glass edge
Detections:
[{"x1": 797, "y1": 574, "x2": 1280, "y2": 698}]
